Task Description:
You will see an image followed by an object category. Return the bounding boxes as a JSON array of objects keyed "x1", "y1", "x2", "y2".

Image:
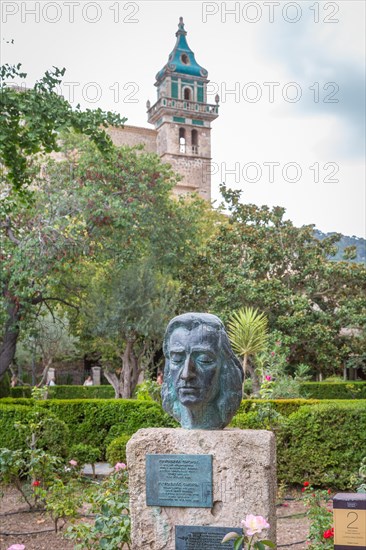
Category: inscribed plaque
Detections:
[
  {"x1": 175, "y1": 525, "x2": 242, "y2": 549},
  {"x1": 146, "y1": 454, "x2": 213, "y2": 507}
]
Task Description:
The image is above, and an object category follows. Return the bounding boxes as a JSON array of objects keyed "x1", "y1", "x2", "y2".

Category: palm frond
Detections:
[{"x1": 227, "y1": 307, "x2": 268, "y2": 357}]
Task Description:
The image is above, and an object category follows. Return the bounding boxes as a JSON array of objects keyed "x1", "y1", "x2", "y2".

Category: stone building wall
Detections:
[
  {"x1": 109, "y1": 123, "x2": 212, "y2": 200},
  {"x1": 108, "y1": 125, "x2": 157, "y2": 153}
]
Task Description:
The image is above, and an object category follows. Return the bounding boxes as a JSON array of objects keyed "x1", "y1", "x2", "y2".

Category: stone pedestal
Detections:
[
  {"x1": 91, "y1": 366, "x2": 101, "y2": 385},
  {"x1": 127, "y1": 428, "x2": 276, "y2": 549}
]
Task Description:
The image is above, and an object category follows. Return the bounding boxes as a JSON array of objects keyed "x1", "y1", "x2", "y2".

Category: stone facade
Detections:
[
  {"x1": 108, "y1": 124, "x2": 157, "y2": 154},
  {"x1": 109, "y1": 18, "x2": 219, "y2": 201},
  {"x1": 127, "y1": 428, "x2": 277, "y2": 550}
]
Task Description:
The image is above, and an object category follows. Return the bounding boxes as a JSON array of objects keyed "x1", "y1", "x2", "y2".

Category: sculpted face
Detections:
[{"x1": 168, "y1": 324, "x2": 221, "y2": 408}]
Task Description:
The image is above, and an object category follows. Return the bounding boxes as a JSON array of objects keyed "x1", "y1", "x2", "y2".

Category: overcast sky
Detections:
[{"x1": 2, "y1": 0, "x2": 365, "y2": 236}]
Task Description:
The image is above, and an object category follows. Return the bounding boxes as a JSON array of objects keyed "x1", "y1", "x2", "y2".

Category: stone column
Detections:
[
  {"x1": 127, "y1": 428, "x2": 276, "y2": 550},
  {"x1": 91, "y1": 366, "x2": 101, "y2": 385}
]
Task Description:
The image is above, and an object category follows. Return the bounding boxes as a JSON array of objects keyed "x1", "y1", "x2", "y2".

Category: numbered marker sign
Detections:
[{"x1": 333, "y1": 493, "x2": 366, "y2": 549}]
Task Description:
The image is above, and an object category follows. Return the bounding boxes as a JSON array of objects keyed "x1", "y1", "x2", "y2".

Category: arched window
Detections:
[
  {"x1": 183, "y1": 87, "x2": 192, "y2": 101},
  {"x1": 179, "y1": 127, "x2": 186, "y2": 153},
  {"x1": 191, "y1": 129, "x2": 198, "y2": 154}
]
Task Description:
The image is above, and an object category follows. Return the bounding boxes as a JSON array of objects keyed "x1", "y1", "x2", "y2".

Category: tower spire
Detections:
[{"x1": 176, "y1": 16, "x2": 186, "y2": 36}]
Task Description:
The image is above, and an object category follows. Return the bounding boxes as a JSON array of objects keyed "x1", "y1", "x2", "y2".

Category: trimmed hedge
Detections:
[
  {"x1": 106, "y1": 434, "x2": 131, "y2": 466},
  {"x1": 10, "y1": 385, "x2": 115, "y2": 399},
  {"x1": 0, "y1": 399, "x2": 177, "y2": 458},
  {"x1": 0, "y1": 404, "x2": 69, "y2": 457},
  {"x1": 299, "y1": 382, "x2": 366, "y2": 399},
  {"x1": 9, "y1": 382, "x2": 366, "y2": 400},
  {"x1": 277, "y1": 402, "x2": 366, "y2": 489},
  {"x1": 236, "y1": 398, "x2": 321, "y2": 417},
  {"x1": 1, "y1": 398, "x2": 365, "y2": 487}
]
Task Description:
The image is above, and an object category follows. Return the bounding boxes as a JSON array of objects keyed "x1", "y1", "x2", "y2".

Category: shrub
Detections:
[
  {"x1": 134, "y1": 380, "x2": 162, "y2": 404},
  {"x1": 69, "y1": 443, "x2": 101, "y2": 467},
  {"x1": 235, "y1": 398, "x2": 321, "y2": 417},
  {"x1": 0, "y1": 404, "x2": 69, "y2": 457},
  {"x1": 277, "y1": 402, "x2": 366, "y2": 488},
  {"x1": 106, "y1": 435, "x2": 131, "y2": 465},
  {"x1": 47, "y1": 385, "x2": 115, "y2": 399},
  {"x1": 0, "y1": 372, "x2": 10, "y2": 398},
  {"x1": 0, "y1": 399, "x2": 177, "y2": 458},
  {"x1": 10, "y1": 385, "x2": 115, "y2": 400},
  {"x1": 10, "y1": 386, "x2": 32, "y2": 398},
  {"x1": 299, "y1": 382, "x2": 366, "y2": 399}
]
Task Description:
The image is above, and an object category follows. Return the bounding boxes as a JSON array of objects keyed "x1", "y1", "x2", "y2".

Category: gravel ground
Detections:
[{"x1": 1, "y1": 486, "x2": 310, "y2": 549}]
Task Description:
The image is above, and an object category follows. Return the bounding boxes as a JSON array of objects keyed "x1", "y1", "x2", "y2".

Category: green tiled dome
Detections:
[{"x1": 156, "y1": 17, "x2": 208, "y2": 81}]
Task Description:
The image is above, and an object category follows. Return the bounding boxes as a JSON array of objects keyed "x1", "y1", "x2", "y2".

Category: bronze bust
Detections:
[{"x1": 162, "y1": 313, "x2": 243, "y2": 429}]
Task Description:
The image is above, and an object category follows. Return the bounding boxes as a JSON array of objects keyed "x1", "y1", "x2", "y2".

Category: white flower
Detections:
[{"x1": 242, "y1": 514, "x2": 270, "y2": 536}]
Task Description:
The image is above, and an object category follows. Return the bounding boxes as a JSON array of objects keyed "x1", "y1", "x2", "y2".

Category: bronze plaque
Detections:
[{"x1": 146, "y1": 454, "x2": 213, "y2": 507}]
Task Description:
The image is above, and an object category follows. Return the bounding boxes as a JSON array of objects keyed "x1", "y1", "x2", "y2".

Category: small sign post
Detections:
[{"x1": 333, "y1": 493, "x2": 366, "y2": 549}]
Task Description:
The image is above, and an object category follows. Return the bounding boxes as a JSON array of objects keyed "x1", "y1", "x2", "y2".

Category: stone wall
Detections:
[{"x1": 108, "y1": 124, "x2": 157, "y2": 153}]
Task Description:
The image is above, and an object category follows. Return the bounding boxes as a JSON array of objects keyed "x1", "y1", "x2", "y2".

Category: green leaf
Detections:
[{"x1": 222, "y1": 531, "x2": 240, "y2": 543}]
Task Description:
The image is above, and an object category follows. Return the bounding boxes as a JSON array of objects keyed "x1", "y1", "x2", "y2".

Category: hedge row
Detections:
[
  {"x1": 299, "y1": 382, "x2": 366, "y2": 399},
  {"x1": 9, "y1": 385, "x2": 116, "y2": 399},
  {"x1": 9, "y1": 382, "x2": 366, "y2": 400},
  {"x1": 232, "y1": 400, "x2": 366, "y2": 489},
  {"x1": 1, "y1": 398, "x2": 365, "y2": 488},
  {"x1": 0, "y1": 399, "x2": 177, "y2": 457}
]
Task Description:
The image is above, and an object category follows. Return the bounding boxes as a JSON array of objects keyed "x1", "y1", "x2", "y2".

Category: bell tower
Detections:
[{"x1": 147, "y1": 17, "x2": 219, "y2": 201}]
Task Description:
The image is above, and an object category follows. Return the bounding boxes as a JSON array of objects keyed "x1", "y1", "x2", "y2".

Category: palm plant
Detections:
[{"x1": 227, "y1": 307, "x2": 269, "y2": 396}]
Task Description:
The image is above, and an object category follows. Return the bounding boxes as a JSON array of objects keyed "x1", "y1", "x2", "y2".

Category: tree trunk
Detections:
[
  {"x1": 121, "y1": 341, "x2": 132, "y2": 399},
  {"x1": 242, "y1": 354, "x2": 247, "y2": 394},
  {"x1": 247, "y1": 359, "x2": 261, "y2": 396},
  {"x1": 0, "y1": 295, "x2": 21, "y2": 379},
  {"x1": 103, "y1": 369, "x2": 121, "y2": 398},
  {"x1": 37, "y1": 359, "x2": 53, "y2": 387},
  {"x1": 103, "y1": 339, "x2": 141, "y2": 399}
]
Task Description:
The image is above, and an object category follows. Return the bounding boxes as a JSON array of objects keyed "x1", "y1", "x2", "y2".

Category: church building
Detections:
[{"x1": 109, "y1": 17, "x2": 219, "y2": 201}]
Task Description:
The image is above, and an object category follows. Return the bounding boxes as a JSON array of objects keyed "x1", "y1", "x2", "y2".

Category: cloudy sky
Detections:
[{"x1": 2, "y1": 0, "x2": 365, "y2": 236}]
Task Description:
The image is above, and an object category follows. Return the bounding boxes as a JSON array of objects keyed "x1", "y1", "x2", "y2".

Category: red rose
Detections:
[
  {"x1": 32, "y1": 480, "x2": 40, "y2": 487},
  {"x1": 328, "y1": 489, "x2": 332, "y2": 494},
  {"x1": 303, "y1": 481, "x2": 310, "y2": 487},
  {"x1": 301, "y1": 487, "x2": 306, "y2": 492},
  {"x1": 323, "y1": 528, "x2": 334, "y2": 539}
]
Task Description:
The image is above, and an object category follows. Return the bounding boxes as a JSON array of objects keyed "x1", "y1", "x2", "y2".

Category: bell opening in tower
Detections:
[{"x1": 179, "y1": 127, "x2": 186, "y2": 153}]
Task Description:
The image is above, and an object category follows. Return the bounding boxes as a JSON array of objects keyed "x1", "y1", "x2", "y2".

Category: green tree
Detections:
[
  {"x1": 15, "y1": 310, "x2": 79, "y2": 386},
  {"x1": 0, "y1": 126, "x2": 211, "y2": 380},
  {"x1": 0, "y1": 64, "x2": 125, "y2": 197},
  {"x1": 227, "y1": 307, "x2": 269, "y2": 395},
  {"x1": 180, "y1": 185, "x2": 366, "y2": 377},
  {"x1": 78, "y1": 260, "x2": 179, "y2": 398}
]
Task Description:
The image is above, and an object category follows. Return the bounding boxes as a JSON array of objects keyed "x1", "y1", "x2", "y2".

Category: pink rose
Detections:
[
  {"x1": 265, "y1": 375, "x2": 272, "y2": 381},
  {"x1": 69, "y1": 459, "x2": 78, "y2": 466},
  {"x1": 242, "y1": 515, "x2": 270, "y2": 536},
  {"x1": 114, "y1": 462, "x2": 126, "y2": 471},
  {"x1": 271, "y1": 351, "x2": 275, "y2": 356}
]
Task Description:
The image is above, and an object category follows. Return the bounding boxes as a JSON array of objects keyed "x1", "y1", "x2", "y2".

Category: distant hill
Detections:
[{"x1": 314, "y1": 230, "x2": 366, "y2": 264}]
